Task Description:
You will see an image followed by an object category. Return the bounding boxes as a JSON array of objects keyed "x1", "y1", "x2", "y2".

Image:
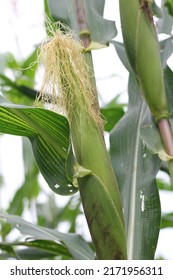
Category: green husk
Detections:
[
  {"x1": 119, "y1": 0, "x2": 169, "y2": 121},
  {"x1": 120, "y1": 0, "x2": 173, "y2": 165},
  {"x1": 38, "y1": 21, "x2": 127, "y2": 259}
]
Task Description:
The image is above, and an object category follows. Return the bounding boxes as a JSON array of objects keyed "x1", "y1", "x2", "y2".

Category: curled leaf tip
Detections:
[{"x1": 84, "y1": 41, "x2": 107, "y2": 52}]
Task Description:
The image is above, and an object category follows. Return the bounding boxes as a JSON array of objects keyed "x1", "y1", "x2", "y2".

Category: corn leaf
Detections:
[
  {"x1": 0, "y1": 211, "x2": 94, "y2": 260},
  {"x1": 110, "y1": 75, "x2": 161, "y2": 260},
  {"x1": 0, "y1": 239, "x2": 72, "y2": 260},
  {"x1": 0, "y1": 244, "x2": 16, "y2": 259},
  {"x1": 0, "y1": 95, "x2": 77, "y2": 195}
]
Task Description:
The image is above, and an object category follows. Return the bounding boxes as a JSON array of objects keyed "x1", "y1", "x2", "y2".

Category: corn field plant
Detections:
[{"x1": 0, "y1": 0, "x2": 173, "y2": 260}]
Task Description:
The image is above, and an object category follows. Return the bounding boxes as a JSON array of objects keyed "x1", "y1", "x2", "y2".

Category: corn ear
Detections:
[
  {"x1": 39, "y1": 22, "x2": 127, "y2": 259},
  {"x1": 119, "y1": 0, "x2": 169, "y2": 121},
  {"x1": 78, "y1": 173, "x2": 127, "y2": 260}
]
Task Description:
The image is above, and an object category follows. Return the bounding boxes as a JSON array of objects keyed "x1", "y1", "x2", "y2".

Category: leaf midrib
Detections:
[{"x1": 127, "y1": 101, "x2": 145, "y2": 259}]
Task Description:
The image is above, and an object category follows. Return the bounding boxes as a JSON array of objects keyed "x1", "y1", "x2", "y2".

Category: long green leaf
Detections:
[
  {"x1": 110, "y1": 75, "x2": 161, "y2": 259},
  {"x1": 0, "y1": 211, "x2": 94, "y2": 260},
  {"x1": 46, "y1": 0, "x2": 117, "y2": 44},
  {"x1": 0, "y1": 95, "x2": 77, "y2": 195},
  {"x1": 0, "y1": 240, "x2": 72, "y2": 260},
  {"x1": 0, "y1": 245, "x2": 16, "y2": 259}
]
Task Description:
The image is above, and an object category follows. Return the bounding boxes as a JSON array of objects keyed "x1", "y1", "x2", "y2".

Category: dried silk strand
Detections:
[{"x1": 37, "y1": 20, "x2": 103, "y2": 128}]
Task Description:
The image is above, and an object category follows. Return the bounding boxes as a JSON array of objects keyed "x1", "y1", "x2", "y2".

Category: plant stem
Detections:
[
  {"x1": 158, "y1": 118, "x2": 173, "y2": 187},
  {"x1": 74, "y1": 0, "x2": 101, "y2": 125},
  {"x1": 158, "y1": 119, "x2": 173, "y2": 156},
  {"x1": 74, "y1": 0, "x2": 90, "y2": 48}
]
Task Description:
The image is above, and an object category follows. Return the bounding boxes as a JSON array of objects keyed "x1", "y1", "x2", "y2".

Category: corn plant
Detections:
[{"x1": 0, "y1": 0, "x2": 173, "y2": 260}]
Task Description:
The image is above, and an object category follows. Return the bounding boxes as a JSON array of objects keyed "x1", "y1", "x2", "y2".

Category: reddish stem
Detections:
[
  {"x1": 158, "y1": 119, "x2": 173, "y2": 156},
  {"x1": 74, "y1": 0, "x2": 102, "y2": 132},
  {"x1": 74, "y1": 0, "x2": 90, "y2": 48}
]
